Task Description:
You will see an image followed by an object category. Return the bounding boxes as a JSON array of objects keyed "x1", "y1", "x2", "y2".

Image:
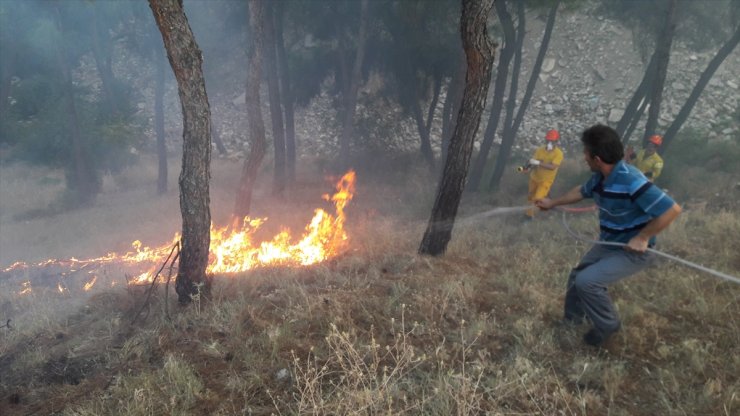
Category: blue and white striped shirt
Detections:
[{"x1": 581, "y1": 160, "x2": 675, "y2": 245}]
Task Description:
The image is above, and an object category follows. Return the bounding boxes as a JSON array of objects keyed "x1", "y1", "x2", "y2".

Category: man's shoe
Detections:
[{"x1": 583, "y1": 327, "x2": 617, "y2": 347}]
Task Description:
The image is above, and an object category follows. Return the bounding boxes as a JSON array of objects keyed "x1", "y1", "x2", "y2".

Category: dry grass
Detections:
[{"x1": 0, "y1": 156, "x2": 738, "y2": 415}]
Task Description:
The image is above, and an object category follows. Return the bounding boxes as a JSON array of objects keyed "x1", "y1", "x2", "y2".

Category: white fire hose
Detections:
[{"x1": 454, "y1": 204, "x2": 740, "y2": 285}]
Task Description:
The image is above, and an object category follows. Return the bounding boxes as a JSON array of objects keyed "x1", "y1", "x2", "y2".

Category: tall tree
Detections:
[
  {"x1": 440, "y1": 56, "x2": 466, "y2": 167},
  {"x1": 487, "y1": 0, "x2": 559, "y2": 192},
  {"x1": 53, "y1": 4, "x2": 98, "y2": 205},
  {"x1": 338, "y1": 0, "x2": 369, "y2": 168},
  {"x1": 263, "y1": 1, "x2": 286, "y2": 196},
  {"x1": 662, "y1": 23, "x2": 740, "y2": 150},
  {"x1": 468, "y1": 0, "x2": 517, "y2": 190},
  {"x1": 234, "y1": 0, "x2": 267, "y2": 220},
  {"x1": 149, "y1": 0, "x2": 212, "y2": 304},
  {"x1": 419, "y1": 0, "x2": 495, "y2": 256},
  {"x1": 275, "y1": 1, "x2": 296, "y2": 184},
  {"x1": 642, "y1": 0, "x2": 677, "y2": 144},
  {"x1": 485, "y1": 0, "x2": 524, "y2": 192}
]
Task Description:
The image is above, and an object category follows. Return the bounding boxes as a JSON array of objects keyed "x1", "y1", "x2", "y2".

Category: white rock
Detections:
[
  {"x1": 276, "y1": 368, "x2": 290, "y2": 380},
  {"x1": 726, "y1": 80, "x2": 738, "y2": 89},
  {"x1": 608, "y1": 109, "x2": 624, "y2": 124},
  {"x1": 542, "y1": 58, "x2": 556, "y2": 73}
]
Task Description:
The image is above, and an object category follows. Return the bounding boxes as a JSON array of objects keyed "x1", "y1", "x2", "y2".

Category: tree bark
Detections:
[
  {"x1": 411, "y1": 75, "x2": 440, "y2": 171},
  {"x1": 234, "y1": 0, "x2": 266, "y2": 220},
  {"x1": 615, "y1": 51, "x2": 657, "y2": 140},
  {"x1": 155, "y1": 43, "x2": 167, "y2": 195},
  {"x1": 486, "y1": 0, "x2": 525, "y2": 192},
  {"x1": 469, "y1": 0, "x2": 516, "y2": 190},
  {"x1": 149, "y1": 0, "x2": 212, "y2": 304},
  {"x1": 338, "y1": 0, "x2": 369, "y2": 168},
  {"x1": 642, "y1": 0, "x2": 677, "y2": 144},
  {"x1": 419, "y1": 0, "x2": 495, "y2": 256},
  {"x1": 440, "y1": 56, "x2": 466, "y2": 166},
  {"x1": 662, "y1": 24, "x2": 740, "y2": 150},
  {"x1": 275, "y1": 0, "x2": 296, "y2": 184},
  {"x1": 263, "y1": 1, "x2": 286, "y2": 196}
]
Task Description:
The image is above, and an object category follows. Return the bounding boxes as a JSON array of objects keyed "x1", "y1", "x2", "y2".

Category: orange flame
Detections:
[
  {"x1": 5, "y1": 171, "x2": 356, "y2": 289},
  {"x1": 207, "y1": 170, "x2": 355, "y2": 273},
  {"x1": 83, "y1": 276, "x2": 98, "y2": 291},
  {"x1": 19, "y1": 281, "x2": 32, "y2": 295}
]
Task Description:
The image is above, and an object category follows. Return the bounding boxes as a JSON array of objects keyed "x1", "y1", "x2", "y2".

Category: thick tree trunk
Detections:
[
  {"x1": 642, "y1": 0, "x2": 677, "y2": 144},
  {"x1": 264, "y1": 2, "x2": 286, "y2": 196},
  {"x1": 469, "y1": 0, "x2": 516, "y2": 190},
  {"x1": 275, "y1": 1, "x2": 296, "y2": 184},
  {"x1": 234, "y1": 0, "x2": 266, "y2": 220},
  {"x1": 338, "y1": 0, "x2": 369, "y2": 168},
  {"x1": 662, "y1": 24, "x2": 740, "y2": 150},
  {"x1": 155, "y1": 44, "x2": 167, "y2": 195},
  {"x1": 440, "y1": 56, "x2": 466, "y2": 166},
  {"x1": 54, "y1": 6, "x2": 97, "y2": 205},
  {"x1": 149, "y1": 0, "x2": 212, "y2": 304},
  {"x1": 487, "y1": 0, "x2": 525, "y2": 192},
  {"x1": 419, "y1": 0, "x2": 495, "y2": 256}
]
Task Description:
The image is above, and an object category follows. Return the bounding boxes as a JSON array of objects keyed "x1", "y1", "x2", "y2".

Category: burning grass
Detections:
[{"x1": 0, "y1": 159, "x2": 738, "y2": 415}]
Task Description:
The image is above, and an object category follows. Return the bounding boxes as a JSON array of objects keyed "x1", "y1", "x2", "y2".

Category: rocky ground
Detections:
[{"x1": 96, "y1": 1, "x2": 739, "y2": 162}]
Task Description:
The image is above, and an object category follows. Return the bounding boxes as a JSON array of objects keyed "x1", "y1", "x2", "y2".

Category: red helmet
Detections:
[
  {"x1": 545, "y1": 129, "x2": 560, "y2": 141},
  {"x1": 648, "y1": 135, "x2": 663, "y2": 146}
]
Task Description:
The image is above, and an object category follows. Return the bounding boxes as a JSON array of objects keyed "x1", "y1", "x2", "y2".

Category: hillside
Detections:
[{"x1": 0, "y1": 154, "x2": 738, "y2": 415}]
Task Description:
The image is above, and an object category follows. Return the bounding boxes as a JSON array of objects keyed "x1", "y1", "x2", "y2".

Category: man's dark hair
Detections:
[{"x1": 581, "y1": 124, "x2": 624, "y2": 164}]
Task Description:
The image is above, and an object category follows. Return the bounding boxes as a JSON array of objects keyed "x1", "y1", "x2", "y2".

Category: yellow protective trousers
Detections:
[{"x1": 526, "y1": 180, "x2": 553, "y2": 218}]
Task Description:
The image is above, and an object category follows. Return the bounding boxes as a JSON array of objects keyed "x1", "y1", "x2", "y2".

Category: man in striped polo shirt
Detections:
[{"x1": 536, "y1": 124, "x2": 682, "y2": 347}]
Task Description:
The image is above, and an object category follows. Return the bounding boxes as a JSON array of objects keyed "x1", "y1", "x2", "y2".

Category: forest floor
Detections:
[{"x1": 0, "y1": 154, "x2": 738, "y2": 415}]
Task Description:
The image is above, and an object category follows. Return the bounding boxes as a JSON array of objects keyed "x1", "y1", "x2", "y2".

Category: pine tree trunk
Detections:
[
  {"x1": 275, "y1": 1, "x2": 296, "y2": 184},
  {"x1": 234, "y1": 0, "x2": 266, "y2": 220},
  {"x1": 468, "y1": 0, "x2": 515, "y2": 191},
  {"x1": 440, "y1": 57, "x2": 466, "y2": 166},
  {"x1": 487, "y1": 0, "x2": 525, "y2": 192},
  {"x1": 615, "y1": 52, "x2": 657, "y2": 139},
  {"x1": 419, "y1": 0, "x2": 495, "y2": 256},
  {"x1": 149, "y1": 0, "x2": 212, "y2": 304},
  {"x1": 411, "y1": 92, "x2": 434, "y2": 172},
  {"x1": 642, "y1": 0, "x2": 677, "y2": 144},
  {"x1": 338, "y1": 0, "x2": 369, "y2": 168},
  {"x1": 264, "y1": 2, "x2": 286, "y2": 196},
  {"x1": 662, "y1": 24, "x2": 740, "y2": 150},
  {"x1": 155, "y1": 44, "x2": 167, "y2": 195}
]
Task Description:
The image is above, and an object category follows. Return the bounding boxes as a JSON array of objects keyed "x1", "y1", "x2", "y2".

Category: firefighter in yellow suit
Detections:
[
  {"x1": 626, "y1": 134, "x2": 664, "y2": 182},
  {"x1": 525, "y1": 129, "x2": 564, "y2": 218}
]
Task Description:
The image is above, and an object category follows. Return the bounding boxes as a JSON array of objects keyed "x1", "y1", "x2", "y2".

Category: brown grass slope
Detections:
[{"x1": 0, "y1": 157, "x2": 738, "y2": 415}]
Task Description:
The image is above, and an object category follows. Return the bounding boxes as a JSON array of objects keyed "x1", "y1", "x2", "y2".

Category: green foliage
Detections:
[{"x1": 659, "y1": 128, "x2": 740, "y2": 202}]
